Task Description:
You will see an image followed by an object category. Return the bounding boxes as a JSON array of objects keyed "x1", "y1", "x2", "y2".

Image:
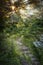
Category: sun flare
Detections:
[{"x1": 11, "y1": 6, "x2": 15, "y2": 11}]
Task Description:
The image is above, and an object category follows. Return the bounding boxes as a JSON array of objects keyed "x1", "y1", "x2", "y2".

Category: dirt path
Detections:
[{"x1": 16, "y1": 39, "x2": 40, "y2": 65}]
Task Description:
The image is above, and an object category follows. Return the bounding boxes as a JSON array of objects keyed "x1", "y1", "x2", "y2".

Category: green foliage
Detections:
[{"x1": 0, "y1": 0, "x2": 43, "y2": 65}]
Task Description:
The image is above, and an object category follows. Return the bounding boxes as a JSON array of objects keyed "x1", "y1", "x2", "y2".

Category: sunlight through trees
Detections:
[{"x1": 0, "y1": 0, "x2": 43, "y2": 65}]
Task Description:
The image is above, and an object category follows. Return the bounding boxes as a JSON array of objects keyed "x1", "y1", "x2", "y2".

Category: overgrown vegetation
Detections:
[{"x1": 0, "y1": 0, "x2": 43, "y2": 65}]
